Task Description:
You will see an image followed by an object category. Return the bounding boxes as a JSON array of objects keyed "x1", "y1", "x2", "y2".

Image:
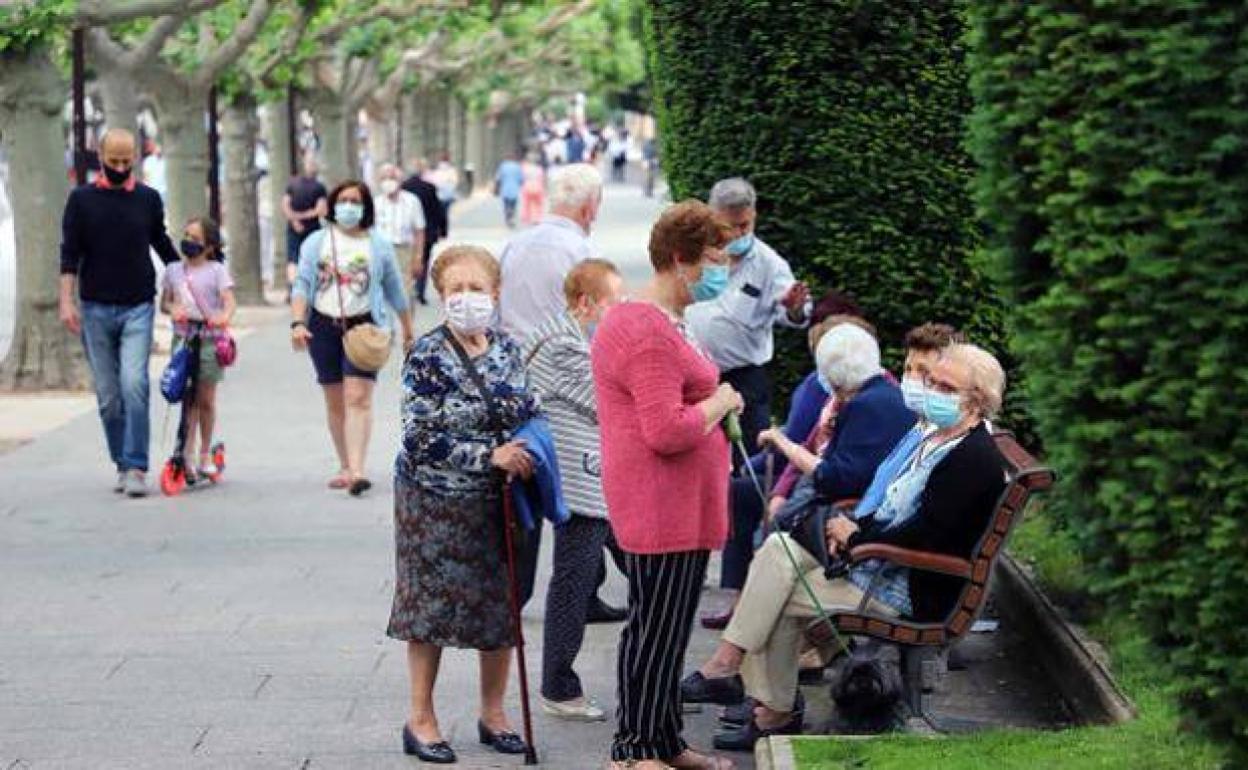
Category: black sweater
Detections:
[
  {"x1": 59, "y1": 183, "x2": 179, "y2": 305},
  {"x1": 849, "y1": 422, "x2": 1008, "y2": 622}
]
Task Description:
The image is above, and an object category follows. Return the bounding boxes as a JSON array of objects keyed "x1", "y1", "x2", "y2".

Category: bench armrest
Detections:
[{"x1": 848, "y1": 543, "x2": 972, "y2": 579}]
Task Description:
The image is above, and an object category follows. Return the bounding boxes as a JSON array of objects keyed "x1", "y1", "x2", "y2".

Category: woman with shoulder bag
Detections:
[
  {"x1": 291, "y1": 180, "x2": 414, "y2": 496},
  {"x1": 387, "y1": 245, "x2": 541, "y2": 763}
]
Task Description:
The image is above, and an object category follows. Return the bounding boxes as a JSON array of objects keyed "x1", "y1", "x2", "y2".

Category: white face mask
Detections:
[
  {"x1": 445, "y1": 291, "x2": 494, "y2": 334},
  {"x1": 380, "y1": 178, "x2": 399, "y2": 195}
]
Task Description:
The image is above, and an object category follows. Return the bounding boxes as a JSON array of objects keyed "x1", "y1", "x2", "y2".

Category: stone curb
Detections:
[
  {"x1": 755, "y1": 735, "x2": 797, "y2": 770},
  {"x1": 994, "y1": 553, "x2": 1137, "y2": 725}
]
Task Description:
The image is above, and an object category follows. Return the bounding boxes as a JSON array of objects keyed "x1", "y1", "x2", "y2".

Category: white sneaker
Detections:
[
  {"x1": 197, "y1": 460, "x2": 219, "y2": 477},
  {"x1": 113, "y1": 472, "x2": 126, "y2": 493},
  {"x1": 124, "y1": 470, "x2": 148, "y2": 498},
  {"x1": 540, "y1": 695, "x2": 606, "y2": 722}
]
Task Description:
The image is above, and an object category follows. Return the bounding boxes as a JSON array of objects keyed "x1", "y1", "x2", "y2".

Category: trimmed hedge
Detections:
[
  {"x1": 644, "y1": 0, "x2": 1024, "y2": 433},
  {"x1": 967, "y1": 1, "x2": 1248, "y2": 753}
]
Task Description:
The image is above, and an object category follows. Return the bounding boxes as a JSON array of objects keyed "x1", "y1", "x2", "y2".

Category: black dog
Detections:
[{"x1": 829, "y1": 642, "x2": 904, "y2": 733}]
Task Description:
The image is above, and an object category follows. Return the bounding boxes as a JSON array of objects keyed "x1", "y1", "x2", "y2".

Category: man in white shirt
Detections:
[
  {"x1": 499, "y1": 163, "x2": 624, "y2": 620},
  {"x1": 373, "y1": 163, "x2": 426, "y2": 291},
  {"x1": 499, "y1": 163, "x2": 602, "y2": 339}
]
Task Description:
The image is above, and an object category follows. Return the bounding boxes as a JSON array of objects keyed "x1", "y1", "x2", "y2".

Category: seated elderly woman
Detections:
[
  {"x1": 683, "y1": 323, "x2": 914, "y2": 699},
  {"x1": 685, "y1": 343, "x2": 1010, "y2": 751}
]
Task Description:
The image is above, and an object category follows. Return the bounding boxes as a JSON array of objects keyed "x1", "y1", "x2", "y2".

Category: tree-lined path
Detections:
[{"x1": 0, "y1": 182, "x2": 753, "y2": 769}]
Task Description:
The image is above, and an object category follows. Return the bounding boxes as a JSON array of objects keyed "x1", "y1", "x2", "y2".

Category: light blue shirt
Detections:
[
  {"x1": 495, "y1": 160, "x2": 525, "y2": 200},
  {"x1": 292, "y1": 227, "x2": 409, "y2": 329},
  {"x1": 499, "y1": 215, "x2": 595, "y2": 338},
  {"x1": 685, "y1": 237, "x2": 808, "y2": 371}
]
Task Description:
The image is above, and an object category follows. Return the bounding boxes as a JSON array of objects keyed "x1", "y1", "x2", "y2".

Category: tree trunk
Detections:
[
  {"x1": 261, "y1": 101, "x2": 291, "y2": 290},
  {"x1": 152, "y1": 84, "x2": 210, "y2": 237},
  {"x1": 96, "y1": 68, "x2": 141, "y2": 137},
  {"x1": 309, "y1": 90, "x2": 354, "y2": 185},
  {"x1": 425, "y1": 89, "x2": 449, "y2": 158},
  {"x1": 365, "y1": 103, "x2": 396, "y2": 185},
  {"x1": 0, "y1": 49, "x2": 89, "y2": 390},
  {"x1": 401, "y1": 90, "x2": 424, "y2": 166},
  {"x1": 466, "y1": 113, "x2": 487, "y2": 191},
  {"x1": 222, "y1": 95, "x2": 264, "y2": 304},
  {"x1": 450, "y1": 97, "x2": 468, "y2": 193}
]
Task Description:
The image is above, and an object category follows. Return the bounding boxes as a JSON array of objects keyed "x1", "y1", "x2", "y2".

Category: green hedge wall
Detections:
[
  {"x1": 644, "y1": 0, "x2": 1024, "y2": 433},
  {"x1": 967, "y1": 1, "x2": 1248, "y2": 752}
]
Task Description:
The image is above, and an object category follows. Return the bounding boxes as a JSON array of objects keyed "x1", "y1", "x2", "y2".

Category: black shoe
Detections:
[
  {"x1": 402, "y1": 724, "x2": 456, "y2": 763},
  {"x1": 478, "y1": 721, "x2": 527, "y2": 755},
  {"x1": 680, "y1": 671, "x2": 745, "y2": 706},
  {"x1": 720, "y1": 691, "x2": 805, "y2": 727},
  {"x1": 713, "y1": 711, "x2": 803, "y2": 752},
  {"x1": 348, "y1": 477, "x2": 372, "y2": 497},
  {"x1": 585, "y1": 596, "x2": 627, "y2": 624}
]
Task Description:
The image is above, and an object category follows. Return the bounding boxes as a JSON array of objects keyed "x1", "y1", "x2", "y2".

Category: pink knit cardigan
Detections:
[{"x1": 590, "y1": 302, "x2": 730, "y2": 554}]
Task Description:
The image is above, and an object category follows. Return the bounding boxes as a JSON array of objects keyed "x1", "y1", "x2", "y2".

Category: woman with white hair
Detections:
[{"x1": 682, "y1": 342, "x2": 1010, "y2": 751}]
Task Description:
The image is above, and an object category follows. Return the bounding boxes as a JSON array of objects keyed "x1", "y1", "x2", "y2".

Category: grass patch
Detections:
[{"x1": 790, "y1": 506, "x2": 1232, "y2": 768}]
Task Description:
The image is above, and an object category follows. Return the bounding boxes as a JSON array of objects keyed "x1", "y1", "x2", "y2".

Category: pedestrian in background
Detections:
[
  {"x1": 388, "y1": 245, "x2": 539, "y2": 764},
  {"x1": 282, "y1": 155, "x2": 328, "y2": 290},
  {"x1": 520, "y1": 153, "x2": 546, "y2": 226},
  {"x1": 374, "y1": 163, "x2": 426, "y2": 295},
  {"x1": 431, "y1": 153, "x2": 459, "y2": 229},
  {"x1": 494, "y1": 151, "x2": 525, "y2": 228},
  {"x1": 401, "y1": 157, "x2": 446, "y2": 306},
  {"x1": 290, "y1": 180, "x2": 413, "y2": 497},
  {"x1": 59, "y1": 127, "x2": 180, "y2": 497}
]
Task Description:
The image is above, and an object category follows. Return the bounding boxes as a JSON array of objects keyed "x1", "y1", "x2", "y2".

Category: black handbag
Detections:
[{"x1": 775, "y1": 475, "x2": 851, "y2": 580}]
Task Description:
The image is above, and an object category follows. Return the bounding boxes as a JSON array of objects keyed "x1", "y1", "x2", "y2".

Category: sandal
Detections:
[{"x1": 328, "y1": 471, "x2": 350, "y2": 489}]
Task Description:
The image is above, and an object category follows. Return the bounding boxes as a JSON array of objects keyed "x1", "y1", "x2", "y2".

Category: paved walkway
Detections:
[{"x1": 1, "y1": 179, "x2": 758, "y2": 769}]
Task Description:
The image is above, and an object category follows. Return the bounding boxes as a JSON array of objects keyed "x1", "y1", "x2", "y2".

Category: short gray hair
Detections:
[
  {"x1": 943, "y1": 343, "x2": 1006, "y2": 419},
  {"x1": 815, "y1": 323, "x2": 882, "y2": 392},
  {"x1": 708, "y1": 177, "x2": 756, "y2": 211},
  {"x1": 550, "y1": 163, "x2": 603, "y2": 210}
]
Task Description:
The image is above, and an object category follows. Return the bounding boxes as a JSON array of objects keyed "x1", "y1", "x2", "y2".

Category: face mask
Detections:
[
  {"x1": 445, "y1": 291, "x2": 494, "y2": 334},
  {"x1": 689, "y1": 264, "x2": 730, "y2": 302},
  {"x1": 586, "y1": 321, "x2": 599, "y2": 340},
  {"x1": 335, "y1": 202, "x2": 364, "y2": 228},
  {"x1": 725, "y1": 233, "x2": 755, "y2": 258},
  {"x1": 103, "y1": 164, "x2": 131, "y2": 187},
  {"x1": 922, "y1": 389, "x2": 963, "y2": 429},
  {"x1": 180, "y1": 239, "x2": 206, "y2": 259},
  {"x1": 900, "y1": 376, "x2": 926, "y2": 414},
  {"x1": 380, "y1": 179, "x2": 399, "y2": 195}
]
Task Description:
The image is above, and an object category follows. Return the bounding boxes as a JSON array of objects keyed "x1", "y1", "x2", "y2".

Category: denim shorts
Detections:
[{"x1": 307, "y1": 310, "x2": 378, "y2": 384}]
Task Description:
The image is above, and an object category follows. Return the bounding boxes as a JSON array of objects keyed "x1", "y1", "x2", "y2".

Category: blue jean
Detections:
[{"x1": 80, "y1": 301, "x2": 155, "y2": 472}]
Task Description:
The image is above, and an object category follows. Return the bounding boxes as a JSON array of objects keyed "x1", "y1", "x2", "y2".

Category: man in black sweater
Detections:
[
  {"x1": 59, "y1": 128, "x2": 180, "y2": 497},
  {"x1": 402, "y1": 156, "x2": 447, "y2": 305}
]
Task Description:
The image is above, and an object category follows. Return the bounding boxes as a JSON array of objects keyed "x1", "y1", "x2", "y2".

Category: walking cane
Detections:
[{"x1": 500, "y1": 484, "x2": 540, "y2": 765}]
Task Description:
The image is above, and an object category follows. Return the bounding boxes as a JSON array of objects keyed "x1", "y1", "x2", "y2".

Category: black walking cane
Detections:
[{"x1": 501, "y1": 484, "x2": 540, "y2": 765}]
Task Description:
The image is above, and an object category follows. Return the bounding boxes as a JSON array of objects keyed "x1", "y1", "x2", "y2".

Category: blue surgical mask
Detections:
[
  {"x1": 922, "y1": 389, "x2": 963, "y2": 429},
  {"x1": 690, "y1": 264, "x2": 730, "y2": 302},
  {"x1": 725, "y1": 234, "x2": 755, "y2": 258},
  {"x1": 900, "y1": 376, "x2": 926, "y2": 414},
  {"x1": 335, "y1": 202, "x2": 364, "y2": 228}
]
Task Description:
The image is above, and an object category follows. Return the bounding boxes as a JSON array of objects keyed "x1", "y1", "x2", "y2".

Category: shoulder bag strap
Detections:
[
  {"x1": 327, "y1": 227, "x2": 348, "y2": 328},
  {"x1": 442, "y1": 325, "x2": 505, "y2": 439}
]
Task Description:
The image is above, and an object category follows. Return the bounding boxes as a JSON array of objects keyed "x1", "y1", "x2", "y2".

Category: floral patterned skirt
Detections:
[{"x1": 386, "y1": 475, "x2": 516, "y2": 650}]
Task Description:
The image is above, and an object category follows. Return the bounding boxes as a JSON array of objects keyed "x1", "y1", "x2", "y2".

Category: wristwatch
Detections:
[{"x1": 290, "y1": 320, "x2": 306, "y2": 329}]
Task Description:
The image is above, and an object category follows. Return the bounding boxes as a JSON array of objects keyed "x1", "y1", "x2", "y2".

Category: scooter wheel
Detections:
[
  {"x1": 161, "y1": 461, "x2": 186, "y2": 496},
  {"x1": 211, "y1": 442, "x2": 226, "y2": 474}
]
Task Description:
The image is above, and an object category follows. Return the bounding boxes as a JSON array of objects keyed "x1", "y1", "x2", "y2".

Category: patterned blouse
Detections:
[{"x1": 395, "y1": 327, "x2": 541, "y2": 496}]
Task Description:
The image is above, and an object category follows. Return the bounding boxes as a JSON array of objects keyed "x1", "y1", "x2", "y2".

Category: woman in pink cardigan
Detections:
[{"x1": 591, "y1": 201, "x2": 743, "y2": 770}]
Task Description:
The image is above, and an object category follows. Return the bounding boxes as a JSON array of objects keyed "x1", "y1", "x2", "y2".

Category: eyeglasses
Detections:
[{"x1": 922, "y1": 374, "x2": 963, "y2": 396}]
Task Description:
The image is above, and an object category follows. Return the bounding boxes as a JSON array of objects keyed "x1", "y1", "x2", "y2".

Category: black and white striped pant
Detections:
[{"x1": 611, "y1": 549, "x2": 709, "y2": 762}]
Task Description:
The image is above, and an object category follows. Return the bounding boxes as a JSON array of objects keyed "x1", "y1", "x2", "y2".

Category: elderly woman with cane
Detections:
[
  {"x1": 387, "y1": 245, "x2": 540, "y2": 764},
  {"x1": 592, "y1": 201, "x2": 742, "y2": 770}
]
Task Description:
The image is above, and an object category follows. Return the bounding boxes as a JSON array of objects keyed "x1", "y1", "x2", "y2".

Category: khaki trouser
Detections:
[{"x1": 722, "y1": 533, "x2": 897, "y2": 712}]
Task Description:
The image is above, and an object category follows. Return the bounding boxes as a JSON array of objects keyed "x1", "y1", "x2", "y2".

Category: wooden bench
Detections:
[{"x1": 804, "y1": 430, "x2": 1055, "y2": 727}]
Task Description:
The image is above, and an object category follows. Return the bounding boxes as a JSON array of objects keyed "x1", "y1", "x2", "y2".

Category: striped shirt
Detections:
[{"x1": 522, "y1": 311, "x2": 607, "y2": 519}]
